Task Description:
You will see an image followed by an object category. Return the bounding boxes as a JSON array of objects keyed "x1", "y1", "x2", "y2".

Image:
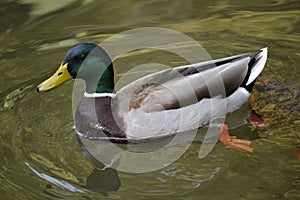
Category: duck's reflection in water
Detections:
[
  {"x1": 76, "y1": 135, "x2": 121, "y2": 195},
  {"x1": 85, "y1": 168, "x2": 120, "y2": 195}
]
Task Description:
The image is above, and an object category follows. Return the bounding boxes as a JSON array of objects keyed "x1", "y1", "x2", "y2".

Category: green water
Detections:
[{"x1": 0, "y1": 0, "x2": 299, "y2": 199}]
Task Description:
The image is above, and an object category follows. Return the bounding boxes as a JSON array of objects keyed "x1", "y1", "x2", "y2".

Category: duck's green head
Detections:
[{"x1": 37, "y1": 43, "x2": 114, "y2": 94}]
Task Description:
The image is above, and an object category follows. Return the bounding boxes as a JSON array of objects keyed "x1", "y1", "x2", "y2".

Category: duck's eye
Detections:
[
  {"x1": 58, "y1": 72, "x2": 63, "y2": 76},
  {"x1": 78, "y1": 55, "x2": 86, "y2": 60}
]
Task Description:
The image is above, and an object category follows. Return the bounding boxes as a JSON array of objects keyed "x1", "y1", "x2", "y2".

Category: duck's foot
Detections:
[
  {"x1": 219, "y1": 124, "x2": 253, "y2": 153},
  {"x1": 249, "y1": 107, "x2": 269, "y2": 130}
]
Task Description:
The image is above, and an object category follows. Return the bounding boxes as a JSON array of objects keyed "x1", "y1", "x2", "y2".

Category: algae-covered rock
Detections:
[{"x1": 249, "y1": 79, "x2": 300, "y2": 145}]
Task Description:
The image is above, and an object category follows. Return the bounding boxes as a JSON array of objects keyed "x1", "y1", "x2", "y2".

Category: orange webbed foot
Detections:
[{"x1": 219, "y1": 124, "x2": 253, "y2": 153}]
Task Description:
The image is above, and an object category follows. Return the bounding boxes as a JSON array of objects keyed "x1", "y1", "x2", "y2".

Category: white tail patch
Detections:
[{"x1": 246, "y1": 47, "x2": 268, "y2": 85}]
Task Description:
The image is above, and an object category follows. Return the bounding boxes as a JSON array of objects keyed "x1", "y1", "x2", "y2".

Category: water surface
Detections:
[{"x1": 0, "y1": 0, "x2": 299, "y2": 199}]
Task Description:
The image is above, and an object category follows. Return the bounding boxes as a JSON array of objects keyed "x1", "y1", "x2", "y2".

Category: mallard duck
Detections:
[{"x1": 37, "y1": 43, "x2": 268, "y2": 152}]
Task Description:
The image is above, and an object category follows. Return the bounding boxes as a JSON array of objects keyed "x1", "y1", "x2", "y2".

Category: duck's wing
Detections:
[{"x1": 116, "y1": 48, "x2": 267, "y2": 113}]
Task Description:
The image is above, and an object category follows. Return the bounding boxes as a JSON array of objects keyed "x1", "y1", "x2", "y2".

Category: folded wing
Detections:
[{"x1": 116, "y1": 48, "x2": 267, "y2": 113}]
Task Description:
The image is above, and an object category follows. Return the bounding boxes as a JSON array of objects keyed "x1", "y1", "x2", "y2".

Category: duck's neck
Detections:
[{"x1": 85, "y1": 64, "x2": 115, "y2": 94}]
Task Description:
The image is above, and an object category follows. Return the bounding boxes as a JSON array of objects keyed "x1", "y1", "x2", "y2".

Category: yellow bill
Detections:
[{"x1": 37, "y1": 63, "x2": 72, "y2": 92}]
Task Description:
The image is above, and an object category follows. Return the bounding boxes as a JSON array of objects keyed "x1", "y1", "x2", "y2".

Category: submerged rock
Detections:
[{"x1": 249, "y1": 79, "x2": 300, "y2": 147}]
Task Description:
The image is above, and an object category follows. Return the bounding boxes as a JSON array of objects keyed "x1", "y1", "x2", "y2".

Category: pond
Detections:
[{"x1": 0, "y1": 0, "x2": 299, "y2": 199}]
